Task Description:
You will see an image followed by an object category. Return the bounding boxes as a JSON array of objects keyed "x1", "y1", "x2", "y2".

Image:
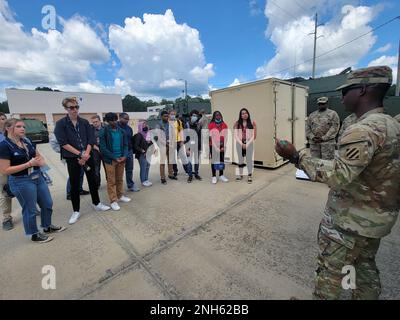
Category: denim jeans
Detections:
[
  {"x1": 125, "y1": 150, "x2": 135, "y2": 189},
  {"x1": 173, "y1": 143, "x2": 192, "y2": 177},
  {"x1": 138, "y1": 154, "x2": 150, "y2": 183},
  {"x1": 66, "y1": 167, "x2": 84, "y2": 195},
  {"x1": 9, "y1": 173, "x2": 53, "y2": 236}
]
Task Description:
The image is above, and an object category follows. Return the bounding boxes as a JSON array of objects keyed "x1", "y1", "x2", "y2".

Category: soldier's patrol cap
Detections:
[
  {"x1": 317, "y1": 96, "x2": 329, "y2": 104},
  {"x1": 336, "y1": 65, "x2": 393, "y2": 90}
]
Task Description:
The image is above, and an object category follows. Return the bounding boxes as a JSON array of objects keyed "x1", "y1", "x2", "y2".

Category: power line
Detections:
[
  {"x1": 271, "y1": 15, "x2": 400, "y2": 76},
  {"x1": 269, "y1": 0, "x2": 299, "y2": 21},
  {"x1": 293, "y1": 0, "x2": 310, "y2": 13},
  {"x1": 210, "y1": 15, "x2": 400, "y2": 88}
]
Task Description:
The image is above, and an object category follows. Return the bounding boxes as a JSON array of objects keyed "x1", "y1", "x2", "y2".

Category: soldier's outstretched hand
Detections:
[{"x1": 275, "y1": 139, "x2": 298, "y2": 159}]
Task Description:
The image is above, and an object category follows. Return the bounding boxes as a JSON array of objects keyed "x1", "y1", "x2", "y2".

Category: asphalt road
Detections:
[{"x1": 0, "y1": 144, "x2": 399, "y2": 300}]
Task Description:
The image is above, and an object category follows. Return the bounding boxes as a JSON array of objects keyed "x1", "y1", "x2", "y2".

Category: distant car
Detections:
[{"x1": 22, "y1": 118, "x2": 49, "y2": 144}]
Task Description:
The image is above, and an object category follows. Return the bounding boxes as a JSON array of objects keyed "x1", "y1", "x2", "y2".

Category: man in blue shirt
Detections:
[{"x1": 118, "y1": 113, "x2": 139, "y2": 192}]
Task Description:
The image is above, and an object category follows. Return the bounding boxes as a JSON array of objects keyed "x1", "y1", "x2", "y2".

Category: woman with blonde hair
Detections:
[{"x1": 0, "y1": 119, "x2": 66, "y2": 243}]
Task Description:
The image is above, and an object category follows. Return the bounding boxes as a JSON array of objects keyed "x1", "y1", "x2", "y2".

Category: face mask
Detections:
[
  {"x1": 191, "y1": 116, "x2": 198, "y2": 124},
  {"x1": 170, "y1": 115, "x2": 176, "y2": 121},
  {"x1": 142, "y1": 127, "x2": 149, "y2": 132},
  {"x1": 215, "y1": 118, "x2": 222, "y2": 124}
]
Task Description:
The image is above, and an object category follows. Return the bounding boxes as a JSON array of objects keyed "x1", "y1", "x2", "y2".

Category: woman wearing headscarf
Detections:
[
  {"x1": 208, "y1": 111, "x2": 229, "y2": 184},
  {"x1": 133, "y1": 120, "x2": 153, "y2": 187}
]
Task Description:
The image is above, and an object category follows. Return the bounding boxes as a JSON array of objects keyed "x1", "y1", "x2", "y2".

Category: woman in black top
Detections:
[
  {"x1": 0, "y1": 119, "x2": 66, "y2": 243},
  {"x1": 132, "y1": 120, "x2": 153, "y2": 187}
]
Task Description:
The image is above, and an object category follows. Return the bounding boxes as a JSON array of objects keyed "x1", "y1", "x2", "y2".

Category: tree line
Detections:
[{"x1": 0, "y1": 87, "x2": 211, "y2": 113}]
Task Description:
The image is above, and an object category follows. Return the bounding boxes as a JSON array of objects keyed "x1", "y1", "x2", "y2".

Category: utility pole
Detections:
[
  {"x1": 312, "y1": 13, "x2": 318, "y2": 79},
  {"x1": 179, "y1": 79, "x2": 188, "y2": 114},
  {"x1": 308, "y1": 13, "x2": 324, "y2": 79},
  {"x1": 396, "y1": 39, "x2": 400, "y2": 96},
  {"x1": 184, "y1": 80, "x2": 188, "y2": 114}
]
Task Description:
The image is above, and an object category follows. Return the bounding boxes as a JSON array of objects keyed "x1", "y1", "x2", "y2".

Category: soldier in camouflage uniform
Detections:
[
  {"x1": 276, "y1": 66, "x2": 400, "y2": 300},
  {"x1": 306, "y1": 97, "x2": 340, "y2": 160}
]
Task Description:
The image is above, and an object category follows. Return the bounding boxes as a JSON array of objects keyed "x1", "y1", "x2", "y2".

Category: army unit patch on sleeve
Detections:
[{"x1": 345, "y1": 147, "x2": 361, "y2": 160}]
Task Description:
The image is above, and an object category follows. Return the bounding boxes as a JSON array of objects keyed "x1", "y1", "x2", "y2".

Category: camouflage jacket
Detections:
[
  {"x1": 337, "y1": 113, "x2": 357, "y2": 143},
  {"x1": 299, "y1": 108, "x2": 400, "y2": 239},
  {"x1": 306, "y1": 108, "x2": 340, "y2": 142}
]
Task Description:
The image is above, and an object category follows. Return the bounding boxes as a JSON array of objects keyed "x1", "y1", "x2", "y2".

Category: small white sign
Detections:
[{"x1": 296, "y1": 169, "x2": 310, "y2": 180}]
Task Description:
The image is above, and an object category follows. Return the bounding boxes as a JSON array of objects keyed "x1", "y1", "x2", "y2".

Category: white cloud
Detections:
[
  {"x1": 0, "y1": 0, "x2": 110, "y2": 87},
  {"x1": 109, "y1": 9, "x2": 214, "y2": 99},
  {"x1": 368, "y1": 55, "x2": 398, "y2": 67},
  {"x1": 229, "y1": 78, "x2": 241, "y2": 87},
  {"x1": 375, "y1": 43, "x2": 392, "y2": 54},
  {"x1": 257, "y1": 1, "x2": 381, "y2": 79}
]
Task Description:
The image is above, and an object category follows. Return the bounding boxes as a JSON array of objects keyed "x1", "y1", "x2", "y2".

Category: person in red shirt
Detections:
[{"x1": 208, "y1": 111, "x2": 229, "y2": 184}]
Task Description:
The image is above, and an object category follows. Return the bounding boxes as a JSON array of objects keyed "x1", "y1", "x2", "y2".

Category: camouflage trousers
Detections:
[
  {"x1": 314, "y1": 224, "x2": 381, "y2": 300},
  {"x1": 310, "y1": 142, "x2": 335, "y2": 160}
]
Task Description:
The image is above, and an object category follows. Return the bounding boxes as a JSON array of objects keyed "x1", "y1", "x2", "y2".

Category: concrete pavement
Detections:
[{"x1": 0, "y1": 144, "x2": 399, "y2": 300}]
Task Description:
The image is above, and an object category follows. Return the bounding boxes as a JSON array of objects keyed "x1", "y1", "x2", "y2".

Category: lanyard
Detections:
[{"x1": 69, "y1": 117, "x2": 85, "y2": 151}]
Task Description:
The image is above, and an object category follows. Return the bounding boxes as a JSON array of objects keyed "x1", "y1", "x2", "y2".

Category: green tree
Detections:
[
  {"x1": 0, "y1": 100, "x2": 9, "y2": 113},
  {"x1": 34, "y1": 87, "x2": 62, "y2": 92},
  {"x1": 387, "y1": 85, "x2": 396, "y2": 96},
  {"x1": 35, "y1": 87, "x2": 54, "y2": 91},
  {"x1": 122, "y1": 95, "x2": 146, "y2": 112}
]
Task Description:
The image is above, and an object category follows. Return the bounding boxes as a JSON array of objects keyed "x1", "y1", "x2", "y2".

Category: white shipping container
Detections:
[{"x1": 210, "y1": 78, "x2": 308, "y2": 168}]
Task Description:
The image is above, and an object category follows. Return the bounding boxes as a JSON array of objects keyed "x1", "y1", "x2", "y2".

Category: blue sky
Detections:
[{"x1": 0, "y1": 0, "x2": 399, "y2": 101}]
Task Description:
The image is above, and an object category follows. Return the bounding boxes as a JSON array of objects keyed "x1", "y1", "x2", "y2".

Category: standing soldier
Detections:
[
  {"x1": 306, "y1": 97, "x2": 340, "y2": 159},
  {"x1": 276, "y1": 66, "x2": 400, "y2": 300}
]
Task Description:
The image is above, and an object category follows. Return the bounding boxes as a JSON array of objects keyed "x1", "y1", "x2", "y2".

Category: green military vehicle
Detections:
[{"x1": 22, "y1": 118, "x2": 49, "y2": 144}]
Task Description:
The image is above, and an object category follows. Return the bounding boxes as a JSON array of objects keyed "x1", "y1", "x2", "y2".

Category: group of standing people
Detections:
[
  {"x1": 154, "y1": 108, "x2": 257, "y2": 185},
  {"x1": 0, "y1": 96, "x2": 258, "y2": 244}
]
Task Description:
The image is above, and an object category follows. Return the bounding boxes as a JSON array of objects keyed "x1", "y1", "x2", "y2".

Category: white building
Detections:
[
  {"x1": 147, "y1": 104, "x2": 170, "y2": 113},
  {"x1": 6, "y1": 89, "x2": 123, "y2": 131}
]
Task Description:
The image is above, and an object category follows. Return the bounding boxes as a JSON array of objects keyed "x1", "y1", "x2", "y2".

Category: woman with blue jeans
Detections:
[
  {"x1": 133, "y1": 121, "x2": 153, "y2": 187},
  {"x1": 0, "y1": 119, "x2": 66, "y2": 243}
]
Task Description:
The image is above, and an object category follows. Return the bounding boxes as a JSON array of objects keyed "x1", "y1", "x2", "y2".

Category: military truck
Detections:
[{"x1": 22, "y1": 118, "x2": 49, "y2": 144}]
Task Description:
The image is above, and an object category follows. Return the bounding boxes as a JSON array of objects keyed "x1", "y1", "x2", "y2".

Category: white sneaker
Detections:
[
  {"x1": 119, "y1": 196, "x2": 131, "y2": 203},
  {"x1": 69, "y1": 212, "x2": 80, "y2": 225},
  {"x1": 93, "y1": 203, "x2": 111, "y2": 212},
  {"x1": 111, "y1": 202, "x2": 121, "y2": 211},
  {"x1": 219, "y1": 175, "x2": 229, "y2": 183},
  {"x1": 142, "y1": 181, "x2": 153, "y2": 187},
  {"x1": 211, "y1": 177, "x2": 218, "y2": 184}
]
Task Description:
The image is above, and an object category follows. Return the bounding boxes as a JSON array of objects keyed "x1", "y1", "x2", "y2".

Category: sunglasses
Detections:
[
  {"x1": 67, "y1": 105, "x2": 80, "y2": 110},
  {"x1": 341, "y1": 85, "x2": 367, "y2": 97}
]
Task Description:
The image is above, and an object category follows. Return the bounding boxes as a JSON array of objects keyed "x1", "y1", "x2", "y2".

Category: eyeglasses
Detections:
[
  {"x1": 341, "y1": 85, "x2": 366, "y2": 97},
  {"x1": 67, "y1": 105, "x2": 80, "y2": 110}
]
